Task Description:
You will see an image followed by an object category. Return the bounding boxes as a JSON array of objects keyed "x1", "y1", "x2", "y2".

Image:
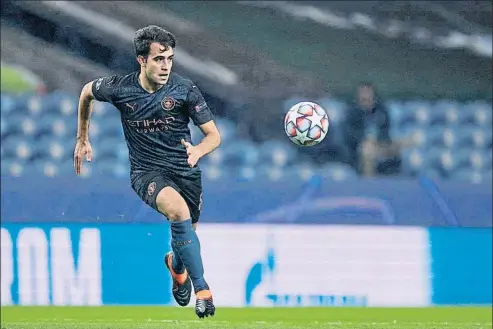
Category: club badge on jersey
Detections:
[{"x1": 161, "y1": 97, "x2": 176, "y2": 111}]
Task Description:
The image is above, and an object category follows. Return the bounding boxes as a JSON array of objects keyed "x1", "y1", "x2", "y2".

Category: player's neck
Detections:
[{"x1": 138, "y1": 72, "x2": 164, "y2": 94}]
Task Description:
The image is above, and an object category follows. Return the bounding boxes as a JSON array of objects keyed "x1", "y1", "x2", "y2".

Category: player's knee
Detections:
[{"x1": 156, "y1": 187, "x2": 191, "y2": 221}]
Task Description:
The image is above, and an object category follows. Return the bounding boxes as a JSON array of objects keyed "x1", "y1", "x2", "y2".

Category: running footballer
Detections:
[{"x1": 73, "y1": 25, "x2": 220, "y2": 318}]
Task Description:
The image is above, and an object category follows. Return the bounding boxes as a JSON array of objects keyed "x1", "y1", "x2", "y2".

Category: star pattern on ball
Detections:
[
  {"x1": 310, "y1": 109, "x2": 325, "y2": 130},
  {"x1": 295, "y1": 127, "x2": 312, "y2": 145},
  {"x1": 287, "y1": 109, "x2": 306, "y2": 128}
]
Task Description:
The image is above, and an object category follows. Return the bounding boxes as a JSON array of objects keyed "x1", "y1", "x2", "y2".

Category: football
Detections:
[{"x1": 284, "y1": 102, "x2": 329, "y2": 146}]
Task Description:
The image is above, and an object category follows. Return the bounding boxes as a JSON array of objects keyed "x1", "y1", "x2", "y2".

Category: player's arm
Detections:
[
  {"x1": 182, "y1": 83, "x2": 221, "y2": 167},
  {"x1": 74, "y1": 81, "x2": 96, "y2": 175},
  {"x1": 74, "y1": 76, "x2": 117, "y2": 174},
  {"x1": 181, "y1": 121, "x2": 221, "y2": 168},
  {"x1": 76, "y1": 81, "x2": 96, "y2": 143},
  {"x1": 196, "y1": 120, "x2": 221, "y2": 156}
]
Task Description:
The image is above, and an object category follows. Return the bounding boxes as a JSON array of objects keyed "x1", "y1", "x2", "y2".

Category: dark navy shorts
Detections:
[{"x1": 131, "y1": 170, "x2": 203, "y2": 224}]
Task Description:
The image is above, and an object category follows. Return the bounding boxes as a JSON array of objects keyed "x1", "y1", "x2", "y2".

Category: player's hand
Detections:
[
  {"x1": 181, "y1": 139, "x2": 203, "y2": 168},
  {"x1": 74, "y1": 139, "x2": 93, "y2": 175}
]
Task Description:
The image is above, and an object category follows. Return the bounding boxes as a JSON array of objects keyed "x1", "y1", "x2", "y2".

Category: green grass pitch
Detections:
[{"x1": 1, "y1": 306, "x2": 491, "y2": 329}]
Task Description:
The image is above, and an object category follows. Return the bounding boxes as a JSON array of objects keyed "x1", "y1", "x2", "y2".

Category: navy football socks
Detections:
[{"x1": 170, "y1": 219, "x2": 209, "y2": 293}]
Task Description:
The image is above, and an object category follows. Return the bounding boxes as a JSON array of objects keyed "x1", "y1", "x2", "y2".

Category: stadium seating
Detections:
[
  {"x1": 213, "y1": 140, "x2": 259, "y2": 167},
  {"x1": 1, "y1": 91, "x2": 491, "y2": 183}
]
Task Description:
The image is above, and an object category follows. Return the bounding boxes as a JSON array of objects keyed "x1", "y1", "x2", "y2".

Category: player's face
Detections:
[{"x1": 144, "y1": 42, "x2": 174, "y2": 85}]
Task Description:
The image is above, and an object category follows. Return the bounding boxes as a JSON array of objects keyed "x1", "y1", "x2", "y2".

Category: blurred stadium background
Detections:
[{"x1": 1, "y1": 1, "x2": 492, "y2": 328}]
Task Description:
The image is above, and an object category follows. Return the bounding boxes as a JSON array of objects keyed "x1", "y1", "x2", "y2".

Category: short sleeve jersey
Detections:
[{"x1": 91, "y1": 71, "x2": 214, "y2": 176}]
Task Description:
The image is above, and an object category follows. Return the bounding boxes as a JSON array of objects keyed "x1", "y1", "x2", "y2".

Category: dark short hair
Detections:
[{"x1": 133, "y1": 25, "x2": 176, "y2": 57}]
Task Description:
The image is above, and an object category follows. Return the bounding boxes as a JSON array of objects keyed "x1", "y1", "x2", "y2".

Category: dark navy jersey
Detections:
[{"x1": 91, "y1": 71, "x2": 213, "y2": 176}]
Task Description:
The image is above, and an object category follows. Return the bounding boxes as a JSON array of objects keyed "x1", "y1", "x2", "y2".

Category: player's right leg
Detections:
[
  {"x1": 131, "y1": 173, "x2": 192, "y2": 307},
  {"x1": 155, "y1": 186, "x2": 215, "y2": 318}
]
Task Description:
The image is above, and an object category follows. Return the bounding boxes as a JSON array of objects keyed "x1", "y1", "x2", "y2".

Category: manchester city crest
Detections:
[{"x1": 161, "y1": 97, "x2": 175, "y2": 111}]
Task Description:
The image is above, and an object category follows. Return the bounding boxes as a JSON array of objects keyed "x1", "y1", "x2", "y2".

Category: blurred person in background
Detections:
[{"x1": 345, "y1": 82, "x2": 409, "y2": 177}]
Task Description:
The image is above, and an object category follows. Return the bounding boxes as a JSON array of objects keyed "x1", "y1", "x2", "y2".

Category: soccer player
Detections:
[{"x1": 73, "y1": 25, "x2": 221, "y2": 318}]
